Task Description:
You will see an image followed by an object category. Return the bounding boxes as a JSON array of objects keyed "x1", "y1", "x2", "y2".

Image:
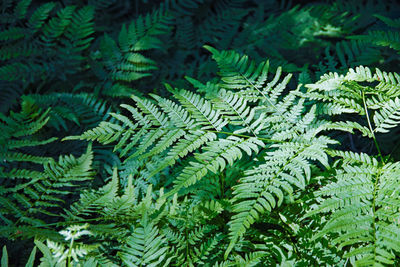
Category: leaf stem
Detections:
[{"x1": 362, "y1": 90, "x2": 384, "y2": 163}]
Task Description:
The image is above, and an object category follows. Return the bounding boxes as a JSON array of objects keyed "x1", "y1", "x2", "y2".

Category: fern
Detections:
[
  {"x1": 66, "y1": 48, "x2": 299, "y2": 199},
  {"x1": 0, "y1": 99, "x2": 95, "y2": 240},
  {"x1": 119, "y1": 220, "x2": 172, "y2": 266},
  {"x1": 0, "y1": 1, "x2": 95, "y2": 114},
  {"x1": 305, "y1": 66, "x2": 400, "y2": 136},
  {"x1": 25, "y1": 93, "x2": 110, "y2": 131},
  {"x1": 95, "y1": 9, "x2": 172, "y2": 97},
  {"x1": 350, "y1": 14, "x2": 400, "y2": 54},
  {"x1": 60, "y1": 169, "x2": 173, "y2": 265},
  {"x1": 308, "y1": 152, "x2": 400, "y2": 265},
  {"x1": 3, "y1": 1, "x2": 400, "y2": 265},
  {"x1": 67, "y1": 47, "x2": 335, "y2": 262},
  {"x1": 304, "y1": 65, "x2": 400, "y2": 265},
  {"x1": 0, "y1": 2, "x2": 94, "y2": 83},
  {"x1": 226, "y1": 135, "x2": 333, "y2": 256}
]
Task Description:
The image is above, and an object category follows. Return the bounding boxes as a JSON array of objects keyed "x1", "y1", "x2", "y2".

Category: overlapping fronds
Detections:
[
  {"x1": 350, "y1": 14, "x2": 400, "y2": 54},
  {"x1": 308, "y1": 152, "x2": 400, "y2": 266},
  {"x1": 97, "y1": 9, "x2": 173, "y2": 97},
  {"x1": 66, "y1": 47, "x2": 307, "y2": 201},
  {"x1": 0, "y1": 100, "x2": 95, "y2": 239},
  {"x1": 305, "y1": 66, "x2": 400, "y2": 135},
  {"x1": 2, "y1": 1, "x2": 400, "y2": 265},
  {"x1": 0, "y1": 2, "x2": 94, "y2": 83}
]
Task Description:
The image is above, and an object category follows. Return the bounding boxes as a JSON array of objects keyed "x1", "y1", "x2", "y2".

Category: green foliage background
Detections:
[{"x1": 1, "y1": 0, "x2": 400, "y2": 266}]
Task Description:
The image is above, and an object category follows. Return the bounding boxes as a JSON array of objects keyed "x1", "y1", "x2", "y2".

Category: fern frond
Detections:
[
  {"x1": 171, "y1": 88, "x2": 228, "y2": 131},
  {"x1": 168, "y1": 136, "x2": 264, "y2": 197},
  {"x1": 0, "y1": 144, "x2": 94, "y2": 238},
  {"x1": 212, "y1": 89, "x2": 256, "y2": 133},
  {"x1": 205, "y1": 45, "x2": 273, "y2": 91},
  {"x1": 150, "y1": 94, "x2": 196, "y2": 129},
  {"x1": 118, "y1": 220, "x2": 171, "y2": 266},
  {"x1": 41, "y1": 6, "x2": 76, "y2": 42},
  {"x1": 148, "y1": 130, "x2": 217, "y2": 178},
  {"x1": 373, "y1": 97, "x2": 400, "y2": 133},
  {"x1": 0, "y1": 27, "x2": 26, "y2": 41},
  {"x1": 305, "y1": 66, "x2": 400, "y2": 137},
  {"x1": 27, "y1": 2, "x2": 56, "y2": 31},
  {"x1": 308, "y1": 153, "x2": 400, "y2": 266},
  {"x1": 0, "y1": 2, "x2": 95, "y2": 87},
  {"x1": 335, "y1": 40, "x2": 383, "y2": 69},
  {"x1": 351, "y1": 30, "x2": 400, "y2": 53},
  {"x1": 131, "y1": 95, "x2": 168, "y2": 126},
  {"x1": 14, "y1": 0, "x2": 31, "y2": 19},
  {"x1": 65, "y1": 6, "x2": 95, "y2": 50},
  {"x1": 27, "y1": 93, "x2": 110, "y2": 130},
  {"x1": 98, "y1": 8, "x2": 172, "y2": 97},
  {"x1": 226, "y1": 136, "x2": 330, "y2": 258},
  {"x1": 66, "y1": 168, "x2": 120, "y2": 220}
]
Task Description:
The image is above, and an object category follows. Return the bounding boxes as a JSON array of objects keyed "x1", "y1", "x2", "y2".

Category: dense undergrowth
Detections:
[{"x1": 1, "y1": 0, "x2": 400, "y2": 266}]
